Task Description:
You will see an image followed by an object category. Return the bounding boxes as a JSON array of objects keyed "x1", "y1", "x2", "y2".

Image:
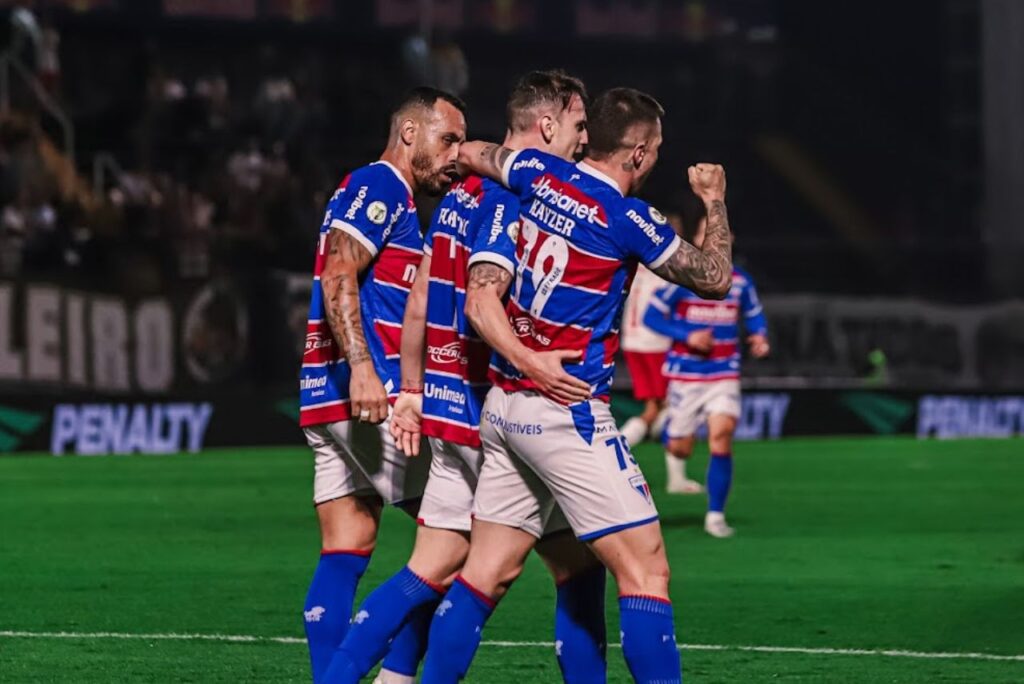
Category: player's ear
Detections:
[
  {"x1": 631, "y1": 143, "x2": 646, "y2": 171},
  {"x1": 539, "y1": 114, "x2": 556, "y2": 145},
  {"x1": 399, "y1": 117, "x2": 418, "y2": 146}
]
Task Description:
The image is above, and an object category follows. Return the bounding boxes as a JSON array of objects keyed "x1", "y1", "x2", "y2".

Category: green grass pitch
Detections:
[{"x1": 1, "y1": 437, "x2": 1022, "y2": 682}]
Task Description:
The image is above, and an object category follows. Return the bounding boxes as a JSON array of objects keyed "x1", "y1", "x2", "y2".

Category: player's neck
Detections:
[
  {"x1": 503, "y1": 132, "x2": 541, "y2": 154},
  {"x1": 580, "y1": 156, "x2": 631, "y2": 196},
  {"x1": 378, "y1": 148, "x2": 418, "y2": 193}
]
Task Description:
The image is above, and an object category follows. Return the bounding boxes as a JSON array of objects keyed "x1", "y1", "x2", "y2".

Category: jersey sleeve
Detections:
[
  {"x1": 614, "y1": 199, "x2": 681, "y2": 270},
  {"x1": 467, "y1": 190, "x2": 520, "y2": 275},
  {"x1": 326, "y1": 165, "x2": 404, "y2": 258},
  {"x1": 740, "y1": 272, "x2": 768, "y2": 336},
  {"x1": 500, "y1": 148, "x2": 559, "y2": 197},
  {"x1": 642, "y1": 285, "x2": 696, "y2": 341}
]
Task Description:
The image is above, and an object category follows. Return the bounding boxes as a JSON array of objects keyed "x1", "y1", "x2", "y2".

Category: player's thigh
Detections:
[
  {"x1": 418, "y1": 438, "x2": 482, "y2": 533},
  {"x1": 327, "y1": 419, "x2": 431, "y2": 515},
  {"x1": 504, "y1": 394, "x2": 658, "y2": 544},
  {"x1": 587, "y1": 519, "x2": 671, "y2": 599},
  {"x1": 407, "y1": 525, "x2": 470, "y2": 588},
  {"x1": 473, "y1": 388, "x2": 554, "y2": 540},
  {"x1": 665, "y1": 380, "x2": 703, "y2": 440}
]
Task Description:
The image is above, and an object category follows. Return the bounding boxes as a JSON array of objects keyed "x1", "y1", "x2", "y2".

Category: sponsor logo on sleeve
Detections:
[
  {"x1": 367, "y1": 201, "x2": 388, "y2": 225},
  {"x1": 626, "y1": 208, "x2": 666, "y2": 246},
  {"x1": 649, "y1": 207, "x2": 668, "y2": 224},
  {"x1": 512, "y1": 157, "x2": 546, "y2": 172},
  {"x1": 344, "y1": 186, "x2": 368, "y2": 220}
]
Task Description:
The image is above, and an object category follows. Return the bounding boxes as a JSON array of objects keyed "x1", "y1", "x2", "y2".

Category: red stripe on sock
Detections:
[
  {"x1": 321, "y1": 548, "x2": 373, "y2": 557},
  {"x1": 455, "y1": 576, "x2": 497, "y2": 609},
  {"x1": 619, "y1": 593, "x2": 672, "y2": 606},
  {"x1": 408, "y1": 568, "x2": 446, "y2": 595}
]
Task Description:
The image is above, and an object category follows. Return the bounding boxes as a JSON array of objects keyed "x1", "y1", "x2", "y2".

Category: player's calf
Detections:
[
  {"x1": 323, "y1": 526, "x2": 465, "y2": 683},
  {"x1": 705, "y1": 414, "x2": 737, "y2": 538},
  {"x1": 588, "y1": 522, "x2": 680, "y2": 683},
  {"x1": 665, "y1": 436, "x2": 703, "y2": 495},
  {"x1": 537, "y1": 531, "x2": 608, "y2": 684},
  {"x1": 420, "y1": 521, "x2": 536, "y2": 683}
]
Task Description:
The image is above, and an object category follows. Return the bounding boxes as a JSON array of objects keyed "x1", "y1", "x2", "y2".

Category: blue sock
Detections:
[
  {"x1": 555, "y1": 565, "x2": 608, "y2": 684},
  {"x1": 303, "y1": 550, "x2": 371, "y2": 683},
  {"x1": 707, "y1": 452, "x2": 734, "y2": 513},
  {"x1": 380, "y1": 598, "x2": 439, "y2": 676},
  {"x1": 619, "y1": 595, "x2": 681, "y2": 683},
  {"x1": 322, "y1": 566, "x2": 441, "y2": 682},
  {"x1": 420, "y1": 577, "x2": 496, "y2": 683}
]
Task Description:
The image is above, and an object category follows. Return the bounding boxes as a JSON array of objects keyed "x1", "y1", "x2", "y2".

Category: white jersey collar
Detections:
[{"x1": 576, "y1": 161, "x2": 625, "y2": 197}]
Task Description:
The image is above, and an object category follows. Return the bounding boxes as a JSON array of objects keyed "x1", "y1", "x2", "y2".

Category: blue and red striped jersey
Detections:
[
  {"x1": 421, "y1": 175, "x2": 519, "y2": 447},
  {"x1": 642, "y1": 267, "x2": 767, "y2": 382},
  {"x1": 489, "y1": 149, "x2": 681, "y2": 403},
  {"x1": 299, "y1": 161, "x2": 422, "y2": 427}
]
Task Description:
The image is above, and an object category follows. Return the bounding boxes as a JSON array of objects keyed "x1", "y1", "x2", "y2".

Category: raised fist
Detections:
[{"x1": 688, "y1": 163, "x2": 726, "y2": 203}]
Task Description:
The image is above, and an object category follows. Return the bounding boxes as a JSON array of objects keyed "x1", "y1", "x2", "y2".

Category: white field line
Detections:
[{"x1": 1, "y1": 630, "x2": 1022, "y2": 663}]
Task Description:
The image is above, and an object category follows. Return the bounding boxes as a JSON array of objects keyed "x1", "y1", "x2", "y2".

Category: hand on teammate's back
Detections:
[
  {"x1": 521, "y1": 350, "x2": 592, "y2": 404},
  {"x1": 687, "y1": 328, "x2": 715, "y2": 354},
  {"x1": 688, "y1": 163, "x2": 727, "y2": 203},
  {"x1": 350, "y1": 363, "x2": 390, "y2": 424},
  {"x1": 747, "y1": 334, "x2": 771, "y2": 359},
  {"x1": 389, "y1": 391, "x2": 423, "y2": 457}
]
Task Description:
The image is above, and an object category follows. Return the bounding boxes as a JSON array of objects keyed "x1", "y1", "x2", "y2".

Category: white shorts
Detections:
[
  {"x1": 419, "y1": 437, "x2": 571, "y2": 536},
  {"x1": 473, "y1": 387, "x2": 658, "y2": 541},
  {"x1": 304, "y1": 419, "x2": 430, "y2": 507},
  {"x1": 665, "y1": 379, "x2": 742, "y2": 438}
]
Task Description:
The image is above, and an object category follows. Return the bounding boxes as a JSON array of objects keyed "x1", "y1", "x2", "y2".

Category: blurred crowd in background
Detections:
[{"x1": 0, "y1": 0, "x2": 999, "y2": 302}]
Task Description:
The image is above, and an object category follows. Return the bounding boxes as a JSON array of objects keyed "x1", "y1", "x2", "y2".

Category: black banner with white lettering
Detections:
[
  {"x1": 0, "y1": 278, "x2": 279, "y2": 396},
  {"x1": 2, "y1": 388, "x2": 1022, "y2": 455}
]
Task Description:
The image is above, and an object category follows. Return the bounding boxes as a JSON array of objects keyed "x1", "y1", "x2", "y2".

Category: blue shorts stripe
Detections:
[{"x1": 577, "y1": 515, "x2": 659, "y2": 542}]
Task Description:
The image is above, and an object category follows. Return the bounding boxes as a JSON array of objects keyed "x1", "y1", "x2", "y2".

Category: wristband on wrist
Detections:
[{"x1": 400, "y1": 387, "x2": 423, "y2": 394}]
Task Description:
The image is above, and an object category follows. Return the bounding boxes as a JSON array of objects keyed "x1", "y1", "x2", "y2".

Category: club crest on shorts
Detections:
[{"x1": 629, "y1": 474, "x2": 652, "y2": 503}]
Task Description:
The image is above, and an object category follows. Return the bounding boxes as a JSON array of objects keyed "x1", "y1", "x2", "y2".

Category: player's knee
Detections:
[
  {"x1": 709, "y1": 431, "x2": 734, "y2": 454},
  {"x1": 667, "y1": 438, "x2": 693, "y2": 459},
  {"x1": 317, "y1": 494, "x2": 382, "y2": 551},
  {"x1": 461, "y1": 554, "x2": 526, "y2": 601}
]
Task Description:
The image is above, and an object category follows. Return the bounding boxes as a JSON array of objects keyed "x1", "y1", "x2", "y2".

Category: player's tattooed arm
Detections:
[
  {"x1": 321, "y1": 229, "x2": 389, "y2": 423},
  {"x1": 465, "y1": 262, "x2": 591, "y2": 404},
  {"x1": 457, "y1": 141, "x2": 515, "y2": 186},
  {"x1": 652, "y1": 163, "x2": 733, "y2": 299},
  {"x1": 321, "y1": 230, "x2": 375, "y2": 365},
  {"x1": 652, "y1": 200, "x2": 732, "y2": 299}
]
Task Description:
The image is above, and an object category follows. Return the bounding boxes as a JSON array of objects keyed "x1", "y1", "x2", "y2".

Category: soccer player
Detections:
[
  {"x1": 322, "y1": 70, "x2": 608, "y2": 684},
  {"x1": 618, "y1": 246, "x2": 672, "y2": 447},
  {"x1": 642, "y1": 214, "x2": 769, "y2": 537},
  {"x1": 420, "y1": 88, "x2": 735, "y2": 683},
  {"x1": 298, "y1": 87, "x2": 465, "y2": 684}
]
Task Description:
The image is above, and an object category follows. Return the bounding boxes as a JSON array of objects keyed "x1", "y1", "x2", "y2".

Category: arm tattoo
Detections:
[
  {"x1": 321, "y1": 230, "x2": 375, "y2": 366},
  {"x1": 476, "y1": 144, "x2": 515, "y2": 182},
  {"x1": 652, "y1": 200, "x2": 733, "y2": 298},
  {"x1": 468, "y1": 262, "x2": 513, "y2": 297}
]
